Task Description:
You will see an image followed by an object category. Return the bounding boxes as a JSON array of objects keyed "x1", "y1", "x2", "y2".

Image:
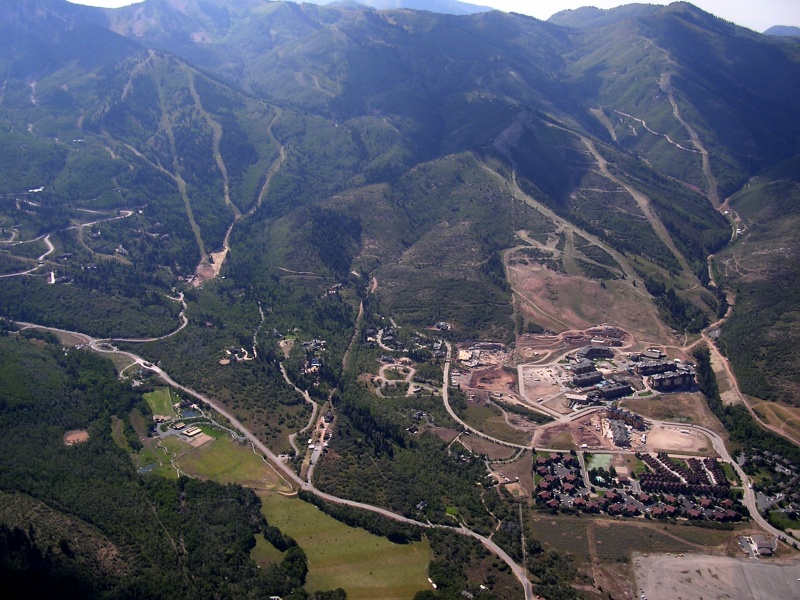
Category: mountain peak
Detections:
[
  {"x1": 764, "y1": 25, "x2": 800, "y2": 37},
  {"x1": 548, "y1": 4, "x2": 660, "y2": 29}
]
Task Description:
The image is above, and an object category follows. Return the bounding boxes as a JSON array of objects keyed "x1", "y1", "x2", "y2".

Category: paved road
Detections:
[
  {"x1": 103, "y1": 292, "x2": 188, "y2": 343},
  {"x1": 281, "y1": 363, "x2": 319, "y2": 458},
  {"x1": 0, "y1": 210, "x2": 133, "y2": 278},
  {"x1": 657, "y1": 420, "x2": 787, "y2": 541}
]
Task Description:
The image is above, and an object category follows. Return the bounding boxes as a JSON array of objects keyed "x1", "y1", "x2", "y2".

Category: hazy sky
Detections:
[{"x1": 71, "y1": 1, "x2": 800, "y2": 32}]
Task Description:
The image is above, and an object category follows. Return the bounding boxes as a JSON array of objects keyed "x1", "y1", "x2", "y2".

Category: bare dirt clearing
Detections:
[
  {"x1": 634, "y1": 554, "x2": 800, "y2": 600},
  {"x1": 64, "y1": 430, "x2": 89, "y2": 445},
  {"x1": 466, "y1": 365, "x2": 515, "y2": 395},
  {"x1": 507, "y1": 260, "x2": 669, "y2": 342},
  {"x1": 532, "y1": 423, "x2": 576, "y2": 449},
  {"x1": 430, "y1": 427, "x2": 459, "y2": 444},
  {"x1": 646, "y1": 426, "x2": 713, "y2": 455},
  {"x1": 279, "y1": 338, "x2": 295, "y2": 358}
]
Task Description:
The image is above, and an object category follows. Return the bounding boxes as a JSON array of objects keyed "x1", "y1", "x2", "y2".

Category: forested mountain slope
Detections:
[
  {"x1": 1, "y1": 0, "x2": 799, "y2": 383},
  {"x1": 4, "y1": 2, "x2": 800, "y2": 597}
]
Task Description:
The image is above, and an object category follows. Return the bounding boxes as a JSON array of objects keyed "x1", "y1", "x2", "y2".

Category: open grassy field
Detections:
[
  {"x1": 528, "y1": 512, "x2": 743, "y2": 600},
  {"x1": 591, "y1": 521, "x2": 711, "y2": 562},
  {"x1": 134, "y1": 440, "x2": 178, "y2": 479},
  {"x1": 620, "y1": 392, "x2": 728, "y2": 439},
  {"x1": 751, "y1": 400, "x2": 800, "y2": 443},
  {"x1": 128, "y1": 408, "x2": 148, "y2": 438},
  {"x1": 459, "y1": 435, "x2": 519, "y2": 460},
  {"x1": 528, "y1": 515, "x2": 591, "y2": 562},
  {"x1": 175, "y1": 437, "x2": 291, "y2": 491},
  {"x1": 462, "y1": 404, "x2": 531, "y2": 445},
  {"x1": 110, "y1": 416, "x2": 131, "y2": 452},
  {"x1": 251, "y1": 535, "x2": 287, "y2": 567},
  {"x1": 143, "y1": 388, "x2": 178, "y2": 418},
  {"x1": 258, "y1": 492, "x2": 431, "y2": 600},
  {"x1": 529, "y1": 513, "x2": 741, "y2": 563}
]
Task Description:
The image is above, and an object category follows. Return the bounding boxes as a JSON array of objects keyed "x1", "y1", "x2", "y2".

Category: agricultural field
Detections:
[
  {"x1": 175, "y1": 437, "x2": 292, "y2": 492},
  {"x1": 258, "y1": 492, "x2": 431, "y2": 600}
]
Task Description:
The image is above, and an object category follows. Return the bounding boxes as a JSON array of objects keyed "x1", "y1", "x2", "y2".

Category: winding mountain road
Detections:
[
  {"x1": 0, "y1": 209, "x2": 134, "y2": 278},
  {"x1": 11, "y1": 320, "x2": 535, "y2": 599}
]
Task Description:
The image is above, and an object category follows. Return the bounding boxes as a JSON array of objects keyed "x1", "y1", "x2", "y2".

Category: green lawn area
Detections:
[
  {"x1": 722, "y1": 462, "x2": 740, "y2": 485},
  {"x1": 199, "y1": 424, "x2": 226, "y2": 438},
  {"x1": 463, "y1": 404, "x2": 530, "y2": 445},
  {"x1": 769, "y1": 510, "x2": 800, "y2": 531},
  {"x1": 175, "y1": 437, "x2": 291, "y2": 491},
  {"x1": 110, "y1": 416, "x2": 131, "y2": 452},
  {"x1": 135, "y1": 443, "x2": 178, "y2": 479},
  {"x1": 144, "y1": 388, "x2": 178, "y2": 418},
  {"x1": 258, "y1": 492, "x2": 431, "y2": 600}
]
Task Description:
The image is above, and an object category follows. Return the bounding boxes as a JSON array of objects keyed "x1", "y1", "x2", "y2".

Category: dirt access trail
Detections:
[
  {"x1": 155, "y1": 70, "x2": 207, "y2": 263},
  {"x1": 483, "y1": 161, "x2": 644, "y2": 292},
  {"x1": 660, "y1": 73, "x2": 720, "y2": 209},
  {"x1": 578, "y1": 135, "x2": 696, "y2": 281},
  {"x1": 187, "y1": 69, "x2": 240, "y2": 220},
  {"x1": 699, "y1": 307, "x2": 800, "y2": 448},
  {"x1": 195, "y1": 111, "x2": 287, "y2": 286},
  {"x1": 485, "y1": 160, "x2": 673, "y2": 342}
]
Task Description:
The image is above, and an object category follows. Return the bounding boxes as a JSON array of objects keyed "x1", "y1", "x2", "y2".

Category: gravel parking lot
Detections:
[{"x1": 634, "y1": 554, "x2": 800, "y2": 600}]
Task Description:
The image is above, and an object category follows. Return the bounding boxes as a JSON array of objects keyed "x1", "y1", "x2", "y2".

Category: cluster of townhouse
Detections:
[
  {"x1": 534, "y1": 448, "x2": 746, "y2": 523},
  {"x1": 637, "y1": 452, "x2": 732, "y2": 498}
]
